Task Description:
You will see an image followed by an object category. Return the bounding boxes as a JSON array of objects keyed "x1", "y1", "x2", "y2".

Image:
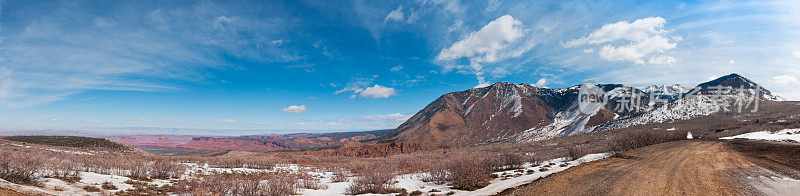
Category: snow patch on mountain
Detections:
[
  {"x1": 599, "y1": 95, "x2": 727, "y2": 130},
  {"x1": 517, "y1": 102, "x2": 594, "y2": 141}
]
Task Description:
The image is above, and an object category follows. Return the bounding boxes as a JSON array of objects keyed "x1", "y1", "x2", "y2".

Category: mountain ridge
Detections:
[{"x1": 379, "y1": 73, "x2": 781, "y2": 146}]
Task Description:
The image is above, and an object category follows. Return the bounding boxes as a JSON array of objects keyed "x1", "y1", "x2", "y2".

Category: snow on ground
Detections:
[
  {"x1": 5, "y1": 143, "x2": 94, "y2": 155},
  {"x1": 720, "y1": 128, "x2": 800, "y2": 143},
  {"x1": 300, "y1": 153, "x2": 611, "y2": 196},
  {"x1": 2, "y1": 152, "x2": 612, "y2": 196},
  {"x1": 747, "y1": 176, "x2": 800, "y2": 196},
  {"x1": 455, "y1": 153, "x2": 610, "y2": 196}
]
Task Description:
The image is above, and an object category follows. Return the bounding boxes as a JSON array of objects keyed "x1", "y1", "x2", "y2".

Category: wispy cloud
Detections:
[{"x1": 0, "y1": 1, "x2": 300, "y2": 108}]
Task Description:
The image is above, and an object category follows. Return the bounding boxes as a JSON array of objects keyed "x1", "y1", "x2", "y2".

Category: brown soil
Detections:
[
  {"x1": 0, "y1": 187, "x2": 28, "y2": 196},
  {"x1": 504, "y1": 140, "x2": 800, "y2": 196}
]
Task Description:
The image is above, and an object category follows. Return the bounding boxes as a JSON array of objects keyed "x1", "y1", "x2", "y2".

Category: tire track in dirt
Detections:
[{"x1": 502, "y1": 140, "x2": 799, "y2": 196}]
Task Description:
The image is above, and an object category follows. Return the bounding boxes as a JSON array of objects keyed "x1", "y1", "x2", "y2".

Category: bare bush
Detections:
[
  {"x1": 499, "y1": 153, "x2": 524, "y2": 170},
  {"x1": 331, "y1": 169, "x2": 348, "y2": 183},
  {"x1": 609, "y1": 130, "x2": 686, "y2": 153},
  {"x1": 0, "y1": 149, "x2": 44, "y2": 185},
  {"x1": 102, "y1": 181, "x2": 118, "y2": 190},
  {"x1": 566, "y1": 146, "x2": 587, "y2": 161},
  {"x1": 345, "y1": 165, "x2": 398, "y2": 195},
  {"x1": 46, "y1": 159, "x2": 81, "y2": 182},
  {"x1": 151, "y1": 160, "x2": 185, "y2": 179},
  {"x1": 445, "y1": 154, "x2": 492, "y2": 191},
  {"x1": 174, "y1": 173, "x2": 298, "y2": 196}
]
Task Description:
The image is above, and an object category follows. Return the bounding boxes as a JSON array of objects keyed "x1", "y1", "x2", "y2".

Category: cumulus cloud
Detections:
[
  {"x1": 568, "y1": 17, "x2": 680, "y2": 65},
  {"x1": 359, "y1": 85, "x2": 397, "y2": 99},
  {"x1": 384, "y1": 6, "x2": 404, "y2": 23},
  {"x1": 335, "y1": 78, "x2": 396, "y2": 99},
  {"x1": 282, "y1": 105, "x2": 307, "y2": 113},
  {"x1": 437, "y1": 15, "x2": 531, "y2": 88},
  {"x1": 533, "y1": 78, "x2": 546, "y2": 87}
]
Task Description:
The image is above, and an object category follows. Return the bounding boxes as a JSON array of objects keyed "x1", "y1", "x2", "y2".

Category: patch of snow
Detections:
[
  {"x1": 517, "y1": 101, "x2": 594, "y2": 141},
  {"x1": 748, "y1": 176, "x2": 800, "y2": 196},
  {"x1": 600, "y1": 95, "x2": 728, "y2": 131},
  {"x1": 6, "y1": 143, "x2": 93, "y2": 155},
  {"x1": 720, "y1": 128, "x2": 800, "y2": 142},
  {"x1": 455, "y1": 153, "x2": 611, "y2": 196},
  {"x1": 686, "y1": 132, "x2": 693, "y2": 139}
]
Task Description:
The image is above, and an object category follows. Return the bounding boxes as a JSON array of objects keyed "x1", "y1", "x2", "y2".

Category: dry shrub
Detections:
[
  {"x1": 296, "y1": 172, "x2": 328, "y2": 190},
  {"x1": 498, "y1": 153, "x2": 524, "y2": 170},
  {"x1": 566, "y1": 146, "x2": 587, "y2": 161},
  {"x1": 46, "y1": 159, "x2": 81, "y2": 182},
  {"x1": 202, "y1": 156, "x2": 278, "y2": 169},
  {"x1": 422, "y1": 152, "x2": 524, "y2": 190},
  {"x1": 102, "y1": 181, "x2": 118, "y2": 190},
  {"x1": 445, "y1": 154, "x2": 493, "y2": 191},
  {"x1": 331, "y1": 169, "x2": 348, "y2": 183},
  {"x1": 151, "y1": 160, "x2": 185, "y2": 179},
  {"x1": 609, "y1": 130, "x2": 686, "y2": 153},
  {"x1": 83, "y1": 186, "x2": 101, "y2": 192},
  {"x1": 0, "y1": 149, "x2": 44, "y2": 185},
  {"x1": 345, "y1": 163, "x2": 398, "y2": 195},
  {"x1": 174, "y1": 173, "x2": 298, "y2": 196}
]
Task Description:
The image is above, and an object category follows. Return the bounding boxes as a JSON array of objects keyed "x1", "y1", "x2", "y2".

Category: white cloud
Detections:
[
  {"x1": 391, "y1": 65, "x2": 404, "y2": 72},
  {"x1": 335, "y1": 78, "x2": 372, "y2": 95},
  {"x1": 534, "y1": 78, "x2": 547, "y2": 87},
  {"x1": 282, "y1": 105, "x2": 307, "y2": 113},
  {"x1": 437, "y1": 15, "x2": 526, "y2": 63},
  {"x1": 359, "y1": 85, "x2": 397, "y2": 99},
  {"x1": 437, "y1": 15, "x2": 530, "y2": 87},
  {"x1": 794, "y1": 51, "x2": 800, "y2": 60},
  {"x1": 568, "y1": 17, "x2": 680, "y2": 64},
  {"x1": 384, "y1": 6, "x2": 404, "y2": 23},
  {"x1": 214, "y1": 118, "x2": 237, "y2": 123},
  {"x1": 0, "y1": 2, "x2": 299, "y2": 109},
  {"x1": 775, "y1": 75, "x2": 799, "y2": 85},
  {"x1": 359, "y1": 113, "x2": 411, "y2": 122},
  {"x1": 335, "y1": 78, "x2": 396, "y2": 99},
  {"x1": 484, "y1": 0, "x2": 501, "y2": 13},
  {"x1": 647, "y1": 55, "x2": 677, "y2": 65}
]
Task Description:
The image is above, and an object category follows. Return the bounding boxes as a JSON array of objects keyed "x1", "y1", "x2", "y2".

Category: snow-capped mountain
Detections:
[
  {"x1": 379, "y1": 73, "x2": 782, "y2": 146},
  {"x1": 643, "y1": 84, "x2": 691, "y2": 102}
]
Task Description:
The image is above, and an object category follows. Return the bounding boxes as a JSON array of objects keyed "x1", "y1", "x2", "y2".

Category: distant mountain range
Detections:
[
  {"x1": 107, "y1": 130, "x2": 393, "y2": 154},
  {"x1": 378, "y1": 73, "x2": 782, "y2": 146}
]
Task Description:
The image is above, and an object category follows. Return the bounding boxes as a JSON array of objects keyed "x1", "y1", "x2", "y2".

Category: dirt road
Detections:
[
  {"x1": 0, "y1": 187, "x2": 27, "y2": 196},
  {"x1": 503, "y1": 140, "x2": 800, "y2": 196}
]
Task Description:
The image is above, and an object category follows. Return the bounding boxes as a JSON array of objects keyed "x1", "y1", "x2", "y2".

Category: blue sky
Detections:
[{"x1": 0, "y1": 0, "x2": 799, "y2": 135}]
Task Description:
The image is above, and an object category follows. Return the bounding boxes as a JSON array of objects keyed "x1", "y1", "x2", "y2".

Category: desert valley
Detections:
[{"x1": 1, "y1": 0, "x2": 799, "y2": 195}]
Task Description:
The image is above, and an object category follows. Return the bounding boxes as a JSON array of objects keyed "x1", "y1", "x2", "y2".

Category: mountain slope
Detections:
[
  {"x1": 381, "y1": 82, "x2": 651, "y2": 146},
  {"x1": 382, "y1": 73, "x2": 781, "y2": 146}
]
